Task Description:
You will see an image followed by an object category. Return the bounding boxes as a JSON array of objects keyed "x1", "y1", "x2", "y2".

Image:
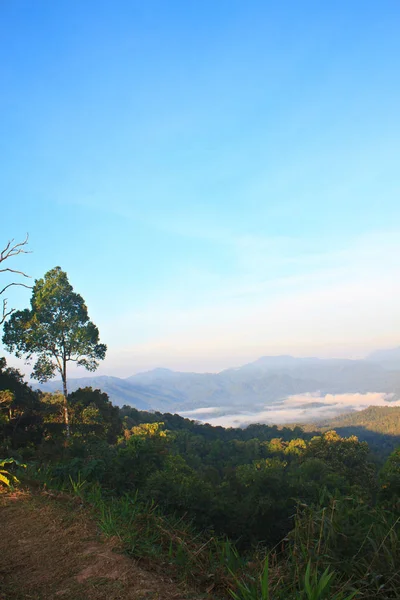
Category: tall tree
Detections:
[{"x1": 2, "y1": 267, "x2": 107, "y2": 437}]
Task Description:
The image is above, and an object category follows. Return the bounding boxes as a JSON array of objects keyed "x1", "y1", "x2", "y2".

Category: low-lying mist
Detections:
[{"x1": 179, "y1": 392, "x2": 399, "y2": 428}]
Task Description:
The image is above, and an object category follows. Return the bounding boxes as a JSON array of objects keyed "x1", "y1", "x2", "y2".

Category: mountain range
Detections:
[{"x1": 35, "y1": 349, "x2": 400, "y2": 418}]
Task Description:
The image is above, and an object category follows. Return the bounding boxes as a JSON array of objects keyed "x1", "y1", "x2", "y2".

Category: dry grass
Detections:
[{"x1": 0, "y1": 489, "x2": 202, "y2": 600}]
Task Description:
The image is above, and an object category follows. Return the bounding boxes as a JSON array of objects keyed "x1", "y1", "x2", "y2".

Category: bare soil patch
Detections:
[{"x1": 0, "y1": 489, "x2": 201, "y2": 600}]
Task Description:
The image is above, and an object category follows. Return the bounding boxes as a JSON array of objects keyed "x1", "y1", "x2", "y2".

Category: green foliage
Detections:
[
  {"x1": 0, "y1": 358, "x2": 44, "y2": 456},
  {"x1": 229, "y1": 558, "x2": 358, "y2": 600},
  {"x1": 229, "y1": 557, "x2": 271, "y2": 600},
  {"x1": 0, "y1": 457, "x2": 26, "y2": 487},
  {"x1": 77, "y1": 486, "x2": 238, "y2": 593},
  {"x1": 68, "y1": 387, "x2": 121, "y2": 443},
  {"x1": 379, "y1": 447, "x2": 400, "y2": 505},
  {"x1": 305, "y1": 406, "x2": 400, "y2": 460},
  {"x1": 304, "y1": 430, "x2": 376, "y2": 494},
  {"x1": 3, "y1": 267, "x2": 107, "y2": 383},
  {"x1": 68, "y1": 472, "x2": 87, "y2": 497},
  {"x1": 302, "y1": 562, "x2": 357, "y2": 600},
  {"x1": 287, "y1": 496, "x2": 400, "y2": 599}
]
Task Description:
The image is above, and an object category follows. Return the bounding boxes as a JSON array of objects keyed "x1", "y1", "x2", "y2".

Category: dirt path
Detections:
[{"x1": 0, "y1": 489, "x2": 201, "y2": 600}]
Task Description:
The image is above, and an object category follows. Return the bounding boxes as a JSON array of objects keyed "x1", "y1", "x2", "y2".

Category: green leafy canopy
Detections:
[{"x1": 2, "y1": 267, "x2": 107, "y2": 383}]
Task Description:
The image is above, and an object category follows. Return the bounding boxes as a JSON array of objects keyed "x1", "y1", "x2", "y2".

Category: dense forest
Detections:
[{"x1": 305, "y1": 406, "x2": 400, "y2": 460}]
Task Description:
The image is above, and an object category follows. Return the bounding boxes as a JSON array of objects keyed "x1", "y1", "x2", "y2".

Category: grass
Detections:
[
  {"x1": 285, "y1": 497, "x2": 400, "y2": 599},
  {"x1": 0, "y1": 487, "x2": 193, "y2": 600},
  {"x1": 86, "y1": 486, "x2": 237, "y2": 594},
  {"x1": 229, "y1": 558, "x2": 358, "y2": 600}
]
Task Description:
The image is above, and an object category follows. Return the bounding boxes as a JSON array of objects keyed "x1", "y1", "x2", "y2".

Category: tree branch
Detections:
[
  {"x1": 1, "y1": 298, "x2": 14, "y2": 325},
  {"x1": 0, "y1": 234, "x2": 31, "y2": 263},
  {"x1": 0, "y1": 235, "x2": 32, "y2": 325},
  {"x1": 51, "y1": 345, "x2": 63, "y2": 376},
  {"x1": 0, "y1": 282, "x2": 32, "y2": 296},
  {"x1": 0, "y1": 267, "x2": 31, "y2": 278}
]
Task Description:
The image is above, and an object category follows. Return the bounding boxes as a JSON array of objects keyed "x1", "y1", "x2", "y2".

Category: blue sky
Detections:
[{"x1": 1, "y1": 1, "x2": 400, "y2": 376}]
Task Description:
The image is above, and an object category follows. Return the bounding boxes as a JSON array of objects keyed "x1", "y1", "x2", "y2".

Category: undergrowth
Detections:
[{"x1": 21, "y1": 464, "x2": 400, "y2": 600}]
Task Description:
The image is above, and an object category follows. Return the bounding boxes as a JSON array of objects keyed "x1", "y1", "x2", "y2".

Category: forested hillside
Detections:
[
  {"x1": 306, "y1": 406, "x2": 400, "y2": 459},
  {"x1": 2, "y1": 355, "x2": 400, "y2": 599}
]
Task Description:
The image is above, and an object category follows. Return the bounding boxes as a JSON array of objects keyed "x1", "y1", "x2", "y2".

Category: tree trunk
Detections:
[{"x1": 61, "y1": 367, "x2": 70, "y2": 439}]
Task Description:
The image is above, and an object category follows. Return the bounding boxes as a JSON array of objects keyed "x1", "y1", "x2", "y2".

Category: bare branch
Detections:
[
  {"x1": 0, "y1": 234, "x2": 31, "y2": 263},
  {"x1": 0, "y1": 281, "x2": 32, "y2": 296},
  {"x1": 0, "y1": 234, "x2": 32, "y2": 326},
  {"x1": 0, "y1": 267, "x2": 30, "y2": 278},
  {"x1": 1, "y1": 298, "x2": 14, "y2": 325}
]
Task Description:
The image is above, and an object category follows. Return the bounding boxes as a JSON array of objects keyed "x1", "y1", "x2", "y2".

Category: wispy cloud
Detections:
[{"x1": 96, "y1": 229, "x2": 400, "y2": 374}]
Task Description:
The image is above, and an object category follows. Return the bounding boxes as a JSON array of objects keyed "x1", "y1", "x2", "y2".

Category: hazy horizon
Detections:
[{"x1": 9, "y1": 344, "x2": 397, "y2": 381}]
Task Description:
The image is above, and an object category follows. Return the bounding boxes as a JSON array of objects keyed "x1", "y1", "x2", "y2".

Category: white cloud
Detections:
[
  {"x1": 98, "y1": 249, "x2": 400, "y2": 374},
  {"x1": 179, "y1": 407, "x2": 220, "y2": 416},
  {"x1": 199, "y1": 392, "x2": 399, "y2": 428}
]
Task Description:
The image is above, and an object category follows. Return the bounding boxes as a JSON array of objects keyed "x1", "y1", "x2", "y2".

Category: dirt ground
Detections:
[{"x1": 0, "y1": 489, "x2": 202, "y2": 600}]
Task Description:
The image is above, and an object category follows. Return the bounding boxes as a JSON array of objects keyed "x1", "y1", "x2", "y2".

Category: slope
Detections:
[
  {"x1": 0, "y1": 488, "x2": 197, "y2": 600},
  {"x1": 304, "y1": 405, "x2": 400, "y2": 458}
]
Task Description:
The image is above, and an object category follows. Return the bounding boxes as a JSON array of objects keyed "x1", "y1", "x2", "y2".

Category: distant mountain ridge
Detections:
[
  {"x1": 36, "y1": 352, "x2": 400, "y2": 414},
  {"x1": 366, "y1": 347, "x2": 400, "y2": 371}
]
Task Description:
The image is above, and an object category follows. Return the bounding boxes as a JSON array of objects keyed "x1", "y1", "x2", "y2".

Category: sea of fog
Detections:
[{"x1": 179, "y1": 392, "x2": 400, "y2": 428}]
